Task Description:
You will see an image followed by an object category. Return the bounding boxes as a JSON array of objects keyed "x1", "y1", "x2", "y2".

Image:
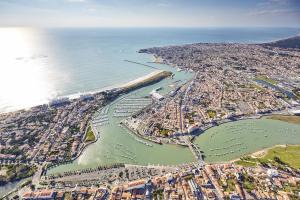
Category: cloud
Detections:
[
  {"x1": 87, "y1": 7, "x2": 96, "y2": 12},
  {"x1": 66, "y1": 0, "x2": 86, "y2": 2},
  {"x1": 252, "y1": 0, "x2": 300, "y2": 16},
  {"x1": 249, "y1": 8, "x2": 299, "y2": 16},
  {"x1": 157, "y1": 3, "x2": 169, "y2": 7},
  {"x1": 257, "y1": 0, "x2": 289, "y2": 6}
]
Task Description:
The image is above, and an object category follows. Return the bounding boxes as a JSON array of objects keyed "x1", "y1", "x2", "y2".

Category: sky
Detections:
[{"x1": 0, "y1": 0, "x2": 299, "y2": 27}]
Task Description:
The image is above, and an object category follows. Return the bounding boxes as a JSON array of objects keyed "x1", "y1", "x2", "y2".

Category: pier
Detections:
[
  {"x1": 124, "y1": 60, "x2": 160, "y2": 70},
  {"x1": 92, "y1": 106, "x2": 110, "y2": 127}
]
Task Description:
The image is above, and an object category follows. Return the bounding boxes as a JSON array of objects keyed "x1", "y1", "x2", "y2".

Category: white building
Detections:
[{"x1": 150, "y1": 90, "x2": 164, "y2": 101}]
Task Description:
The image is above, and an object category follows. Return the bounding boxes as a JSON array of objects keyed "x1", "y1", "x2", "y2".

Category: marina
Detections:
[
  {"x1": 46, "y1": 67, "x2": 195, "y2": 175},
  {"x1": 112, "y1": 97, "x2": 152, "y2": 118},
  {"x1": 92, "y1": 107, "x2": 110, "y2": 127}
]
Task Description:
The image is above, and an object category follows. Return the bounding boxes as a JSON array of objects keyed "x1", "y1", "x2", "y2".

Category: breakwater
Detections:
[{"x1": 120, "y1": 70, "x2": 172, "y2": 92}]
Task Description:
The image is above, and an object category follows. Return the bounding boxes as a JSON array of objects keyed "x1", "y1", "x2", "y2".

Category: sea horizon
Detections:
[{"x1": 1, "y1": 27, "x2": 300, "y2": 113}]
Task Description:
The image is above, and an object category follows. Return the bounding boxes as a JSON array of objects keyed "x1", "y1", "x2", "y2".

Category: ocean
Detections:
[{"x1": 0, "y1": 27, "x2": 299, "y2": 113}]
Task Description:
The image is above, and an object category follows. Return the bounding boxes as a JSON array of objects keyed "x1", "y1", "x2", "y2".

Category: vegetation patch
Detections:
[
  {"x1": 255, "y1": 75, "x2": 278, "y2": 85},
  {"x1": 0, "y1": 164, "x2": 36, "y2": 186},
  {"x1": 159, "y1": 128, "x2": 172, "y2": 137},
  {"x1": 226, "y1": 178, "x2": 236, "y2": 192},
  {"x1": 266, "y1": 115, "x2": 300, "y2": 125},
  {"x1": 84, "y1": 125, "x2": 96, "y2": 143},
  {"x1": 235, "y1": 145, "x2": 300, "y2": 169},
  {"x1": 242, "y1": 173, "x2": 256, "y2": 192},
  {"x1": 153, "y1": 189, "x2": 163, "y2": 200},
  {"x1": 257, "y1": 102, "x2": 266, "y2": 109},
  {"x1": 235, "y1": 159, "x2": 257, "y2": 167},
  {"x1": 249, "y1": 83, "x2": 264, "y2": 91},
  {"x1": 260, "y1": 145, "x2": 300, "y2": 169},
  {"x1": 207, "y1": 110, "x2": 217, "y2": 118}
]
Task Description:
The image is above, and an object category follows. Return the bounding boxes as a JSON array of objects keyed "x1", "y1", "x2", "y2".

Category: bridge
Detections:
[{"x1": 183, "y1": 137, "x2": 205, "y2": 166}]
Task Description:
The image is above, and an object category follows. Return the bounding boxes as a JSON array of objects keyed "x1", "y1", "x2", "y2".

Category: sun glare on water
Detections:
[{"x1": 0, "y1": 28, "x2": 58, "y2": 113}]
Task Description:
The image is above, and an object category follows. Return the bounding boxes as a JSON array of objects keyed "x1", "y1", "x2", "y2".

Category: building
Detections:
[{"x1": 150, "y1": 91, "x2": 164, "y2": 101}]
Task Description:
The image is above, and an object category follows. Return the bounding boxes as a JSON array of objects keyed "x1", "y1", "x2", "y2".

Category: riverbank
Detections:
[
  {"x1": 234, "y1": 144, "x2": 300, "y2": 169},
  {"x1": 195, "y1": 115, "x2": 300, "y2": 163},
  {"x1": 266, "y1": 114, "x2": 300, "y2": 125}
]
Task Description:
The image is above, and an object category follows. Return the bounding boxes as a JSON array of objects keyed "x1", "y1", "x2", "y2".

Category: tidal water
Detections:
[
  {"x1": 0, "y1": 27, "x2": 299, "y2": 113},
  {"x1": 1, "y1": 28, "x2": 300, "y2": 195},
  {"x1": 195, "y1": 118, "x2": 300, "y2": 162}
]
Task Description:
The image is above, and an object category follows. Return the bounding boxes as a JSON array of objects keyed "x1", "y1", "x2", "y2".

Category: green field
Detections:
[
  {"x1": 84, "y1": 125, "x2": 96, "y2": 143},
  {"x1": 267, "y1": 115, "x2": 300, "y2": 125},
  {"x1": 235, "y1": 145, "x2": 300, "y2": 169},
  {"x1": 235, "y1": 159, "x2": 257, "y2": 167},
  {"x1": 260, "y1": 145, "x2": 300, "y2": 169}
]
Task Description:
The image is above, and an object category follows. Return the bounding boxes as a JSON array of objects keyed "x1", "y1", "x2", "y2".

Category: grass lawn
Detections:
[
  {"x1": 235, "y1": 145, "x2": 300, "y2": 169},
  {"x1": 260, "y1": 145, "x2": 300, "y2": 169},
  {"x1": 235, "y1": 160, "x2": 257, "y2": 167},
  {"x1": 267, "y1": 115, "x2": 300, "y2": 125},
  {"x1": 84, "y1": 125, "x2": 96, "y2": 143}
]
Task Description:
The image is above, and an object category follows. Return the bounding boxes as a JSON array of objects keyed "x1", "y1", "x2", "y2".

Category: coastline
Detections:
[
  {"x1": 0, "y1": 69, "x2": 171, "y2": 115},
  {"x1": 44, "y1": 70, "x2": 173, "y2": 171}
]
